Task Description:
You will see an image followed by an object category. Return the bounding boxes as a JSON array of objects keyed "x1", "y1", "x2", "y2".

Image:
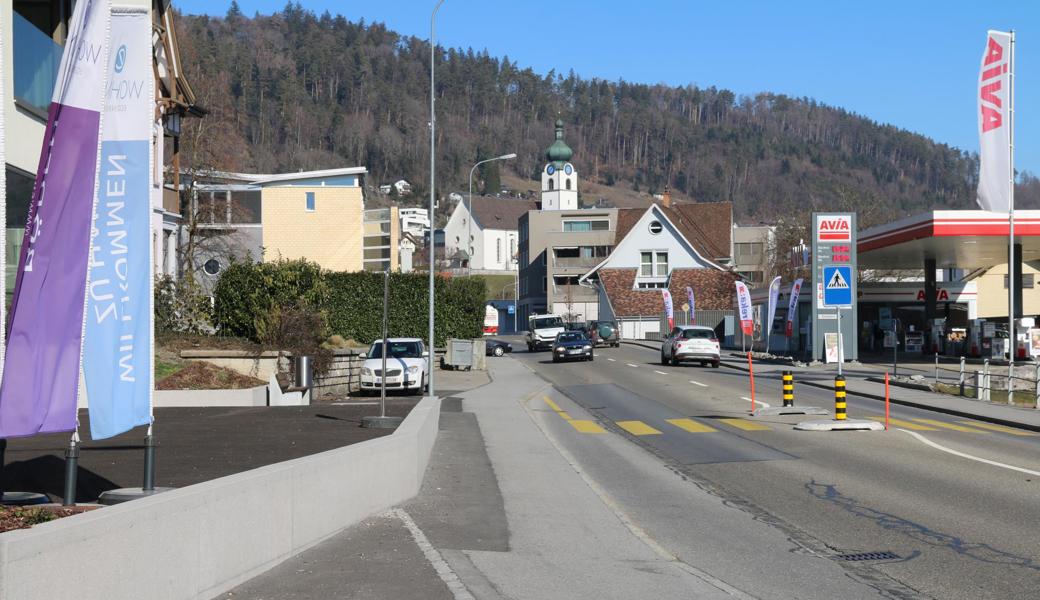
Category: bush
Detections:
[
  {"x1": 212, "y1": 259, "x2": 327, "y2": 341},
  {"x1": 155, "y1": 275, "x2": 213, "y2": 334}
]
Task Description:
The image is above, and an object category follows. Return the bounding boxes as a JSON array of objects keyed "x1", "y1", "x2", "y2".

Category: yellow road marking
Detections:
[
  {"x1": 543, "y1": 396, "x2": 564, "y2": 412},
  {"x1": 718, "y1": 418, "x2": 771, "y2": 431},
  {"x1": 867, "y1": 417, "x2": 937, "y2": 431},
  {"x1": 912, "y1": 419, "x2": 989, "y2": 433},
  {"x1": 616, "y1": 420, "x2": 662, "y2": 435},
  {"x1": 667, "y1": 418, "x2": 718, "y2": 433},
  {"x1": 956, "y1": 421, "x2": 1038, "y2": 436},
  {"x1": 570, "y1": 420, "x2": 606, "y2": 434}
]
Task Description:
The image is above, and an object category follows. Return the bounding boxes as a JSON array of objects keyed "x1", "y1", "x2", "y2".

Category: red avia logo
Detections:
[
  {"x1": 916, "y1": 289, "x2": 950, "y2": 301},
  {"x1": 980, "y1": 36, "x2": 1008, "y2": 133},
  {"x1": 818, "y1": 217, "x2": 851, "y2": 241}
]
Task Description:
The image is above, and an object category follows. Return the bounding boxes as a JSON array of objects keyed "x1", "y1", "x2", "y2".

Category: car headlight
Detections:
[
  {"x1": 555, "y1": 347, "x2": 565, "y2": 352},
  {"x1": 362, "y1": 367, "x2": 372, "y2": 376},
  {"x1": 583, "y1": 345, "x2": 592, "y2": 350},
  {"x1": 407, "y1": 365, "x2": 419, "y2": 374}
]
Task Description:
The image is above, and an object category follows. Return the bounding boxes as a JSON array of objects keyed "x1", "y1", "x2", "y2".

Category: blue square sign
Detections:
[{"x1": 822, "y1": 265, "x2": 853, "y2": 307}]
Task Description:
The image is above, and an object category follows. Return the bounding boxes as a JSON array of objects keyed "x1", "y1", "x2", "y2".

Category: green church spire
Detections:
[{"x1": 545, "y1": 119, "x2": 573, "y2": 166}]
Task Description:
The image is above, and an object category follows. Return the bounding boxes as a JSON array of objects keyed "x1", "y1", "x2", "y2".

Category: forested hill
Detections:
[{"x1": 176, "y1": 3, "x2": 1039, "y2": 225}]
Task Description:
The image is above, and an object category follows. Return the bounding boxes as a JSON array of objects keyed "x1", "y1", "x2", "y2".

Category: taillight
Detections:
[{"x1": 710, "y1": 338, "x2": 718, "y2": 343}]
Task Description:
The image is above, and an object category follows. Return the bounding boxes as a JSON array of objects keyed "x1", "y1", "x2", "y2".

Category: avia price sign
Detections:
[
  {"x1": 816, "y1": 215, "x2": 852, "y2": 242},
  {"x1": 811, "y1": 212, "x2": 858, "y2": 362}
]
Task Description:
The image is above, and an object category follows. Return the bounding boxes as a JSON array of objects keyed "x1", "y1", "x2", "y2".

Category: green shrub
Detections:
[
  {"x1": 212, "y1": 259, "x2": 327, "y2": 340},
  {"x1": 154, "y1": 275, "x2": 213, "y2": 334}
]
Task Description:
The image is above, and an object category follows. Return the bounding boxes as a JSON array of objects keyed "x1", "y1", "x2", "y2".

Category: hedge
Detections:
[{"x1": 213, "y1": 260, "x2": 486, "y2": 347}]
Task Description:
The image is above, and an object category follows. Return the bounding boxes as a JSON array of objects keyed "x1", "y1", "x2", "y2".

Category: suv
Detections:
[
  {"x1": 661, "y1": 325, "x2": 721, "y2": 368},
  {"x1": 527, "y1": 314, "x2": 565, "y2": 351},
  {"x1": 585, "y1": 320, "x2": 620, "y2": 347}
]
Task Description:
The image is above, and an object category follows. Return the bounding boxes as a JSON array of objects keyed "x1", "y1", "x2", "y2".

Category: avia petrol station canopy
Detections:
[{"x1": 858, "y1": 210, "x2": 1040, "y2": 270}]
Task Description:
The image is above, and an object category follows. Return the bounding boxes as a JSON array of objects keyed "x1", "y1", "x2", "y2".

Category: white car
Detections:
[
  {"x1": 661, "y1": 326, "x2": 721, "y2": 368},
  {"x1": 360, "y1": 338, "x2": 429, "y2": 395}
]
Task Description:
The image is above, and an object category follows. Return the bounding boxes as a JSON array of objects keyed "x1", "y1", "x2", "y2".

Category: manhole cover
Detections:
[{"x1": 835, "y1": 551, "x2": 901, "y2": 562}]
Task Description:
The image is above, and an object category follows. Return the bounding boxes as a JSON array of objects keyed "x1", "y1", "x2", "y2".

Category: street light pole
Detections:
[
  {"x1": 428, "y1": 0, "x2": 444, "y2": 403},
  {"x1": 468, "y1": 153, "x2": 517, "y2": 269}
]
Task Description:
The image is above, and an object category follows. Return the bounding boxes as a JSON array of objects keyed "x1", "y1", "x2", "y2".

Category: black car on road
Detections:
[
  {"x1": 551, "y1": 332, "x2": 594, "y2": 363},
  {"x1": 485, "y1": 339, "x2": 513, "y2": 357}
]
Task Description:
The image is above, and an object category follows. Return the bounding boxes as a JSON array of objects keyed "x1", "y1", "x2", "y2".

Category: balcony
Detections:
[
  {"x1": 13, "y1": 12, "x2": 63, "y2": 117},
  {"x1": 553, "y1": 256, "x2": 601, "y2": 269}
]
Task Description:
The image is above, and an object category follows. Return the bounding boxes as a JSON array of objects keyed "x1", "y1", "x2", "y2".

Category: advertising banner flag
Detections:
[
  {"x1": 0, "y1": 0, "x2": 111, "y2": 438},
  {"x1": 735, "y1": 281, "x2": 753, "y2": 336},
  {"x1": 661, "y1": 289, "x2": 674, "y2": 329},
  {"x1": 785, "y1": 278, "x2": 803, "y2": 337},
  {"x1": 0, "y1": 10, "x2": 6, "y2": 386},
  {"x1": 83, "y1": 7, "x2": 153, "y2": 440},
  {"x1": 685, "y1": 286, "x2": 695, "y2": 323},
  {"x1": 977, "y1": 30, "x2": 1013, "y2": 213},
  {"x1": 765, "y1": 276, "x2": 781, "y2": 352}
]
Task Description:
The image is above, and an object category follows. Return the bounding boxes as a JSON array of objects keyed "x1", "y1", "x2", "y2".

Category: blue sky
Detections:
[{"x1": 177, "y1": 1, "x2": 1039, "y2": 174}]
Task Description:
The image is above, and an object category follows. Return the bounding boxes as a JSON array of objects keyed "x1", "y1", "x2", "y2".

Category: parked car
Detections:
[
  {"x1": 552, "y1": 331, "x2": 594, "y2": 363},
  {"x1": 486, "y1": 339, "x2": 513, "y2": 357},
  {"x1": 585, "y1": 320, "x2": 620, "y2": 347},
  {"x1": 660, "y1": 326, "x2": 720, "y2": 368},
  {"x1": 360, "y1": 338, "x2": 428, "y2": 395}
]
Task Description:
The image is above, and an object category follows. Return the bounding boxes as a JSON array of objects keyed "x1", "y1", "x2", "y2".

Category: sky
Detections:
[{"x1": 176, "y1": 1, "x2": 1039, "y2": 175}]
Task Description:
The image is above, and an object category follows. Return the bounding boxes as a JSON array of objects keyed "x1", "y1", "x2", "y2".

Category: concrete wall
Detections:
[
  {"x1": 0, "y1": 395, "x2": 442, "y2": 600},
  {"x1": 181, "y1": 350, "x2": 282, "y2": 381},
  {"x1": 153, "y1": 386, "x2": 268, "y2": 408},
  {"x1": 261, "y1": 185, "x2": 364, "y2": 271},
  {"x1": 182, "y1": 349, "x2": 368, "y2": 398}
]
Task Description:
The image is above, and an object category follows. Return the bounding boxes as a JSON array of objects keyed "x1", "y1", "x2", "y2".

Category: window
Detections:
[
  {"x1": 554, "y1": 276, "x2": 580, "y2": 287},
  {"x1": 648, "y1": 220, "x2": 663, "y2": 234},
  {"x1": 230, "y1": 190, "x2": 261, "y2": 224},
  {"x1": 637, "y1": 281, "x2": 668, "y2": 289},
  {"x1": 203, "y1": 258, "x2": 222, "y2": 276},
  {"x1": 548, "y1": 179, "x2": 555, "y2": 191},
  {"x1": 496, "y1": 239, "x2": 502, "y2": 263},
  {"x1": 639, "y1": 251, "x2": 669, "y2": 278},
  {"x1": 565, "y1": 179, "x2": 572, "y2": 190},
  {"x1": 305, "y1": 192, "x2": 315, "y2": 212},
  {"x1": 542, "y1": 277, "x2": 547, "y2": 293},
  {"x1": 563, "y1": 219, "x2": 609, "y2": 232},
  {"x1": 555, "y1": 247, "x2": 580, "y2": 259},
  {"x1": 734, "y1": 242, "x2": 764, "y2": 258},
  {"x1": 656, "y1": 252, "x2": 668, "y2": 275},
  {"x1": 1003, "y1": 274, "x2": 1035, "y2": 289}
]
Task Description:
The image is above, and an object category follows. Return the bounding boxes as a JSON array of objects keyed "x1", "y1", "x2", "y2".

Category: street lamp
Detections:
[
  {"x1": 468, "y1": 153, "x2": 517, "y2": 268},
  {"x1": 428, "y1": 0, "x2": 445, "y2": 402}
]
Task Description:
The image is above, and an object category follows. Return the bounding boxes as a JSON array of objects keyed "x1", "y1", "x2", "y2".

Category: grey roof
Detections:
[{"x1": 470, "y1": 197, "x2": 540, "y2": 231}]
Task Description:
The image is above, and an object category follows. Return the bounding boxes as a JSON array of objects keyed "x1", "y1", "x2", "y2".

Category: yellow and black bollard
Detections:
[
  {"x1": 782, "y1": 371, "x2": 794, "y2": 407},
  {"x1": 834, "y1": 375, "x2": 847, "y2": 421}
]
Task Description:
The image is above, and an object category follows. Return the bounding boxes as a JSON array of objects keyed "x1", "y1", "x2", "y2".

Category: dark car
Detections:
[
  {"x1": 564, "y1": 321, "x2": 587, "y2": 332},
  {"x1": 585, "y1": 320, "x2": 620, "y2": 347},
  {"x1": 485, "y1": 339, "x2": 513, "y2": 357},
  {"x1": 551, "y1": 331, "x2": 594, "y2": 363}
]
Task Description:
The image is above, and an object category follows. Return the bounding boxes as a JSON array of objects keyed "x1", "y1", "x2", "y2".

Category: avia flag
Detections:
[
  {"x1": 0, "y1": 7, "x2": 7, "y2": 386},
  {"x1": 785, "y1": 278, "x2": 803, "y2": 338},
  {"x1": 765, "y1": 276, "x2": 781, "y2": 352},
  {"x1": 685, "y1": 286, "x2": 695, "y2": 323},
  {"x1": 735, "y1": 281, "x2": 753, "y2": 336},
  {"x1": 977, "y1": 30, "x2": 1013, "y2": 213},
  {"x1": 662, "y1": 289, "x2": 674, "y2": 329},
  {"x1": 83, "y1": 7, "x2": 154, "y2": 440},
  {"x1": 0, "y1": 0, "x2": 111, "y2": 438}
]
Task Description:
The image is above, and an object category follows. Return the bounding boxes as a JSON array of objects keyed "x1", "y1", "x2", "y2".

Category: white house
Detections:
[
  {"x1": 399, "y1": 207, "x2": 431, "y2": 237},
  {"x1": 443, "y1": 196, "x2": 538, "y2": 272}
]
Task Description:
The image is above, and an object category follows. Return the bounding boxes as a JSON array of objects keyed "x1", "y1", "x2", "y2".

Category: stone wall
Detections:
[{"x1": 312, "y1": 348, "x2": 367, "y2": 397}]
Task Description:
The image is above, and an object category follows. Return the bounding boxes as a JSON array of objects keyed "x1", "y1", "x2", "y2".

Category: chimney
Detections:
[{"x1": 661, "y1": 186, "x2": 672, "y2": 208}]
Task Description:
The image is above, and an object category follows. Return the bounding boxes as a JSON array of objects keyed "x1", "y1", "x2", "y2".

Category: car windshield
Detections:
[
  {"x1": 369, "y1": 341, "x2": 423, "y2": 359},
  {"x1": 557, "y1": 332, "x2": 585, "y2": 343},
  {"x1": 681, "y1": 329, "x2": 714, "y2": 339},
  {"x1": 534, "y1": 317, "x2": 563, "y2": 328}
]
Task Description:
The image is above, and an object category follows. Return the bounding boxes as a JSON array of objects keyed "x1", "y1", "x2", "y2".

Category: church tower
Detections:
[{"x1": 540, "y1": 120, "x2": 578, "y2": 210}]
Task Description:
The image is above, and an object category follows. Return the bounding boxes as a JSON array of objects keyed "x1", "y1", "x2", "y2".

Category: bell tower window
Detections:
[
  {"x1": 565, "y1": 179, "x2": 571, "y2": 190},
  {"x1": 548, "y1": 179, "x2": 554, "y2": 191}
]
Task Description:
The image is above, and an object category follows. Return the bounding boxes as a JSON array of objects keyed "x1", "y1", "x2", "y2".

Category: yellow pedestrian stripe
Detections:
[
  {"x1": 569, "y1": 420, "x2": 606, "y2": 434},
  {"x1": 616, "y1": 420, "x2": 662, "y2": 435},
  {"x1": 667, "y1": 418, "x2": 718, "y2": 433},
  {"x1": 868, "y1": 417, "x2": 938, "y2": 431},
  {"x1": 718, "y1": 418, "x2": 771, "y2": 431},
  {"x1": 912, "y1": 419, "x2": 989, "y2": 433},
  {"x1": 543, "y1": 396, "x2": 564, "y2": 412},
  {"x1": 956, "y1": 421, "x2": 1038, "y2": 436}
]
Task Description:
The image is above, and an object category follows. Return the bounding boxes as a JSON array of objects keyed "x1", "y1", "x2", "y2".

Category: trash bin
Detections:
[
  {"x1": 445, "y1": 339, "x2": 474, "y2": 370},
  {"x1": 293, "y1": 355, "x2": 313, "y2": 388}
]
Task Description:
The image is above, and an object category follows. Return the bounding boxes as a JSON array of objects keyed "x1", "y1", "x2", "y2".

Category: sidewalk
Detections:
[{"x1": 622, "y1": 340, "x2": 1040, "y2": 432}]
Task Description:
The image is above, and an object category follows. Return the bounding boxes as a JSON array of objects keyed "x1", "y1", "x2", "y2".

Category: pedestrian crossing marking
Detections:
[
  {"x1": 718, "y1": 418, "x2": 771, "y2": 431},
  {"x1": 570, "y1": 420, "x2": 606, "y2": 434},
  {"x1": 868, "y1": 417, "x2": 937, "y2": 431},
  {"x1": 667, "y1": 418, "x2": 718, "y2": 433},
  {"x1": 956, "y1": 421, "x2": 1037, "y2": 436},
  {"x1": 912, "y1": 419, "x2": 989, "y2": 433},
  {"x1": 616, "y1": 420, "x2": 662, "y2": 435}
]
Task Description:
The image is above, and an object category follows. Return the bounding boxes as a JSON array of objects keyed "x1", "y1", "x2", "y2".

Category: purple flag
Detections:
[
  {"x1": 685, "y1": 286, "x2": 695, "y2": 323},
  {"x1": 0, "y1": 0, "x2": 111, "y2": 438}
]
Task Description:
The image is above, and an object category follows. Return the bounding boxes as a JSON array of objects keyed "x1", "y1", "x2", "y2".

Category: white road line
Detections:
[
  {"x1": 688, "y1": 380, "x2": 708, "y2": 387},
  {"x1": 899, "y1": 429, "x2": 1040, "y2": 477},
  {"x1": 626, "y1": 363, "x2": 639, "y2": 368},
  {"x1": 654, "y1": 370, "x2": 668, "y2": 375},
  {"x1": 607, "y1": 358, "x2": 616, "y2": 362},
  {"x1": 741, "y1": 397, "x2": 771, "y2": 408}
]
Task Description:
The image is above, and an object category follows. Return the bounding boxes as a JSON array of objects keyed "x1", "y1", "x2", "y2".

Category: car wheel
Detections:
[
  {"x1": 588, "y1": 354, "x2": 594, "y2": 362},
  {"x1": 700, "y1": 361, "x2": 707, "y2": 367},
  {"x1": 552, "y1": 356, "x2": 559, "y2": 363},
  {"x1": 712, "y1": 361, "x2": 720, "y2": 369},
  {"x1": 670, "y1": 355, "x2": 678, "y2": 367},
  {"x1": 494, "y1": 346, "x2": 505, "y2": 357},
  {"x1": 660, "y1": 351, "x2": 668, "y2": 366}
]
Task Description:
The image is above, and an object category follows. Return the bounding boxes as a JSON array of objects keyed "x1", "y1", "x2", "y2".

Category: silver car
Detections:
[{"x1": 660, "y1": 326, "x2": 721, "y2": 368}]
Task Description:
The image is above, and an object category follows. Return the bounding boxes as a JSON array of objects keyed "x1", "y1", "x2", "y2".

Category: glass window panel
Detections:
[
  {"x1": 656, "y1": 252, "x2": 668, "y2": 275},
  {"x1": 640, "y1": 252, "x2": 653, "y2": 277},
  {"x1": 230, "y1": 190, "x2": 261, "y2": 224}
]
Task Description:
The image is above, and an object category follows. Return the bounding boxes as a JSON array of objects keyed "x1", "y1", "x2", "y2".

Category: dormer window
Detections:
[{"x1": 636, "y1": 251, "x2": 669, "y2": 288}]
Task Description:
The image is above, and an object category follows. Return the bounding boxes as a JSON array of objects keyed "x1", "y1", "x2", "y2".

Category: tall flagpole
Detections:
[{"x1": 1007, "y1": 30, "x2": 1016, "y2": 403}]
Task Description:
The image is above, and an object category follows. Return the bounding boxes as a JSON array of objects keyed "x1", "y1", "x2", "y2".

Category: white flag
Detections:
[{"x1": 977, "y1": 30, "x2": 1013, "y2": 213}]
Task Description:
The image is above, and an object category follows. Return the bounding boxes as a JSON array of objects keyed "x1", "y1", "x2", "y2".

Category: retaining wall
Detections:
[{"x1": 0, "y1": 396, "x2": 442, "y2": 600}]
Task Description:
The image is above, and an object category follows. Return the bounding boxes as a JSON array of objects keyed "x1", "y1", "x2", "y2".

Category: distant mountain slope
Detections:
[{"x1": 176, "y1": 3, "x2": 1037, "y2": 226}]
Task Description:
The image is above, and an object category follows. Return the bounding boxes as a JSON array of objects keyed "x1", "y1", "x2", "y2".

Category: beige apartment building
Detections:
[{"x1": 969, "y1": 261, "x2": 1040, "y2": 319}]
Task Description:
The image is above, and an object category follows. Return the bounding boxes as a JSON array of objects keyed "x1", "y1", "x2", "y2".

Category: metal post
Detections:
[
  {"x1": 836, "y1": 307, "x2": 843, "y2": 377},
  {"x1": 62, "y1": 433, "x2": 79, "y2": 507},
  {"x1": 142, "y1": 425, "x2": 156, "y2": 492},
  {"x1": 1034, "y1": 363, "x2": 1039, "y2": 410},
  {"x1": 1008, "y1": 30, "x2": 1017, "y2": 408},
  {"x1": 983, "y1": 359, "x2": 991, "y2": 402},
  {"x1": 1008, "y1": 361, "x2": 1014, "y2": 406},
  {"x1": 834, "y1": 375, "x2": 846, "y2": 421},
  {"x1": 959, "y1": 356, "x2": 966, "y2": 387},
  {"x1": 381, "y1": 270, "x2": 389, "y2": 418},
  {"x1": 934, "y1": 353, "x2": 939, "y2": 385},
  {"x1": 428, "y1": 0, "x2": 445, "y2": 404},
  {"x1": 782, "y1": 370, "x2": 794, "y2": 407}
]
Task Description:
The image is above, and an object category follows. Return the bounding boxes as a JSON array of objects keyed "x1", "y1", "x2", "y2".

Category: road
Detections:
[{"x1": 505, "y1": 337, "x2": 1040, "y2": 599}]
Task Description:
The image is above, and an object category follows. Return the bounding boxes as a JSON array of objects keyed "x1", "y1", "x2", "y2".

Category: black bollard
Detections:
[
  {"x1": 142, "y1": 431, "x2": 156, "y2": 492},
  {"x1": 63, "y1": 437, "x2": 79, "y2": 506}
]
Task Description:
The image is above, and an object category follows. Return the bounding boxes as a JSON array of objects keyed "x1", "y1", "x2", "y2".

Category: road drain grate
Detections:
[{"x1": 836, "y1": 551, "x2": 901, "y2": 562}]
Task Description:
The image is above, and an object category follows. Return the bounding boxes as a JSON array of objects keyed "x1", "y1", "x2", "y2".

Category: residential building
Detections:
[
  {"x1": 443, "y1": 196, "x2": 537, "y2": 272},
  {"x1": 732, "y1": 224, "x2": 776, "y2": 284},
  {"x1": 362, "y1": 207, "x2": 400, "y2": 272},
  {"x1": 399, "y1": 207, "x2": 431, "y2": 237},
  {"x1": 377, "y1": 179, "x2": 412, "y2": 196}
]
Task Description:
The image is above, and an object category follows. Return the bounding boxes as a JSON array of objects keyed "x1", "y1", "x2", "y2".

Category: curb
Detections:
[
  {"x1": 865, "y1": 377, "x2": 933, "y2": 392},
  {"x1": 621, "y1": 340, "x2": 661, "y2": 352}
]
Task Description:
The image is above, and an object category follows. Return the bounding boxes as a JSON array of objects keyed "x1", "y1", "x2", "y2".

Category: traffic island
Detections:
[
  {"x1": 753, "y1": 406, "x2": 829, "y2": 417},
  {"x1": 794, "y1": 419, "x2": 884, "y2": 431}
]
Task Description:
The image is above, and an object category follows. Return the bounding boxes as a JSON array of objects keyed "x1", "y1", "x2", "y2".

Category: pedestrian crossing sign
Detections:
[{"x1": 823, "y1": 265, "x2": 852, "y2": 307}]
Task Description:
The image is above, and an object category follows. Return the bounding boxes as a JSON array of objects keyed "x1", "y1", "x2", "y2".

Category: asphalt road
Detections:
[{"x1": 506, "y1": 337, "x2": 1040, "y2": 600}]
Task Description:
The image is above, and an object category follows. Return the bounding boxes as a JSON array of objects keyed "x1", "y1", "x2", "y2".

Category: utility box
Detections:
[{"x1": 443, "y1": 339, "x2": 487, "y2": 370}]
